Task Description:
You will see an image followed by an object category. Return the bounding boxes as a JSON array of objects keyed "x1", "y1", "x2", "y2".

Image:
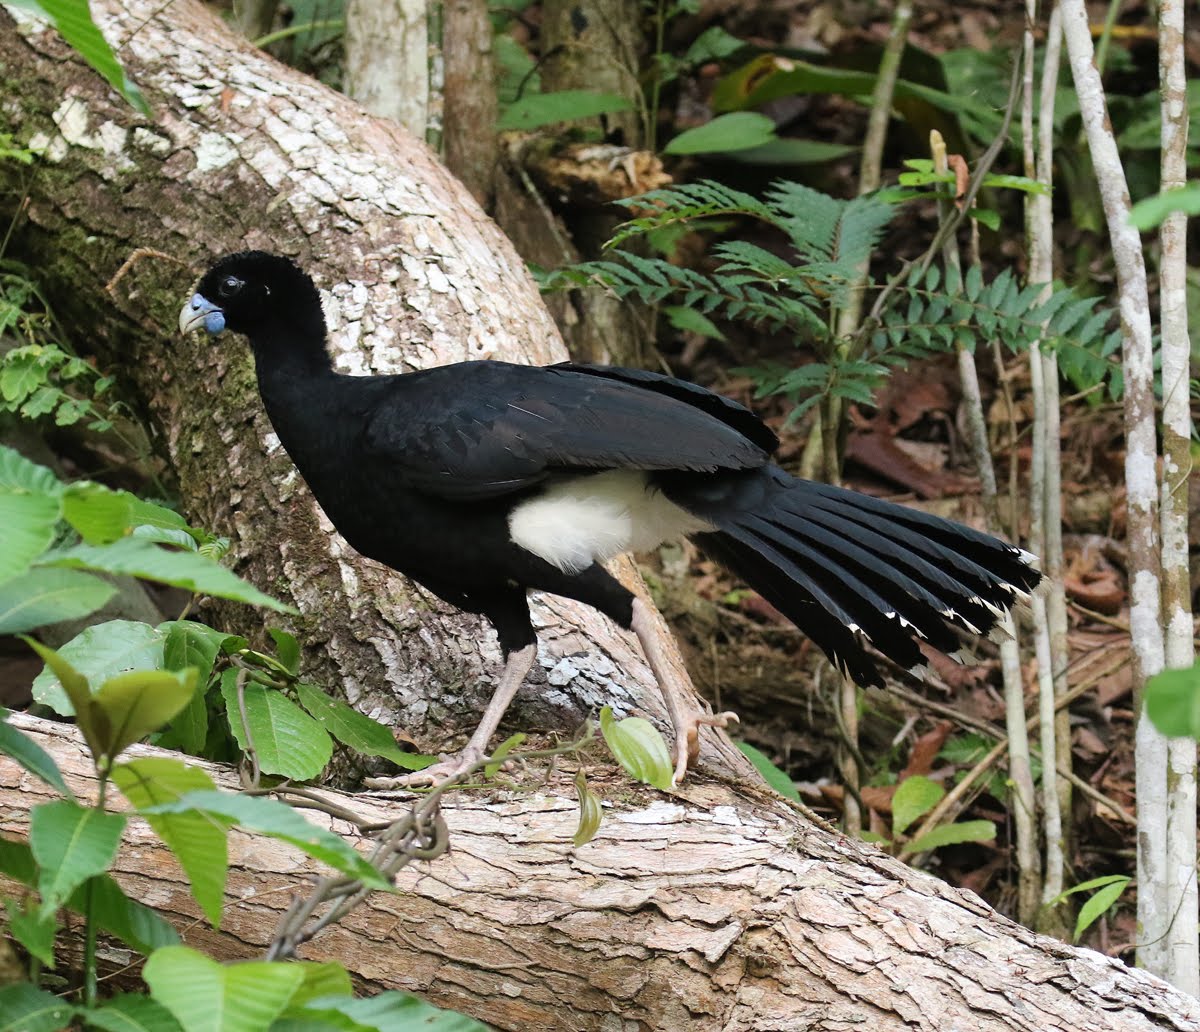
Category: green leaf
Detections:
[
  {"x1": 497, "y1": 89, "x2": 633, "y2": 131},
  {"x1": 0, "y1": 984, "x2": 74, "y2": 1032},
  {"x1": 162, "y1": 619, "x2": 225, "y2": 685},
  {"x1": 1145, "y1": 663, "x2": 1200, "y2": 739},
  {"x1": 724, "y1": 137, "x2": 857, "y2": 165},
  {"x1": 0, "y1": 839, "x2": 178, "y2": 954},
  {"x1": 80, "y1": 872, "x2": 182, "y2": 955},
  {"x1": 221, "y1": 676, "x2": 332, "y2": 781},
  {"x1": 683, "y1": 25, "x2": 745, "y2": 64},
  {"x1": 31, "y1": 799, "x2": 127, "y2": 914},
  {"x1": 907, "y1": 819, "x2": 996, "y2": 852},
  {"x1": 573, "y1": 768, "x2": 603, "y2": 847},
  {"x1": 891, "y1": 775, "x2": 944, "y2": 835},
  {"x1": 0, "y1": 491, "x2": 61, "y2": 581},
  {"x1": 42, "y1": 538, "x2": 293, "y2": 612},
  {"x1": 84, "y1": 994, "x2": 185, "y2": 1032},
  {"x1": 31, "y1": 618, "x2": 165, "y2": 715},
  {"x1": 111, "y1": 758, "x2": 228, "y2": 928},
  {"x1": 599, "y1": 706, "x2": 673, "y2": 790},
  {"x1": 296, "y1": 991, "x2": 491, "y2": 1031},
  {"x1": 294, "y1": 683, "x2": 432, "y2": 770},
  {"x1": 0, "y1": 707, "x2": 75, "y2": 798},
  {"x1": 737, "y1": 742, "x2": 801, "y2": 802},
  {"x1": 484, "y1": 732, "x2": 526, "y2": 779},
  {"x1": 1071, "y1": 875, "x2": 1131, "y2": 942},
  {"x1": 63, "y1": 481, "x2": 133, "y2": 544},
  {"x1": 144, "y1": 790, "x2": 389, "y2": 890},
  {"x1": 1128, "y1": 181, "x2": 1200, "y2": 231},
  {"x1": 267, "y1": 628, "x2": 300, "y2": 676},
  {"x1": 662, "y1": 305, "x2": 725, "y2": 340},
  {"x1": 5, "y1": 897, "x2": 57, "y2": 966},
  {"x1": 279, "y1": 963, "x2": 354, "y2": 1013},
  {"x1": 24, "y1": 634, "x2": 95, "y2": 729},
  {"x1": 0, "y1": 566, "x2": 116, "y2": 633},
  {"x1": 91, "y1": 668, "x2": 199, "y2": 760},
  {"x1": 12, "y1": 0, "x2": 149, "y2": 114},
  {"x1": 144, "y1": 946, "x2": 306, "y2": 1032},
  {"x1": 0, "y1": 444, "x2": 62, "y2": 494},
  {"x1": 665, "y1": 112, "x2": 776, "y2": 155}
]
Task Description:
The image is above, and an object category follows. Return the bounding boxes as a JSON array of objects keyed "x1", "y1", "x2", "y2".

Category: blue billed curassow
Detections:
[{"x1": 180, "y1": 252, "x2": 1041, "y2": 785}]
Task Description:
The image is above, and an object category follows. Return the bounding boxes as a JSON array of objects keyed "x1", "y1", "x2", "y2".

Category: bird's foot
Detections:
[
  {"x1": 672, "y1": 708, "x2": 740, "y2": 787},
  {"x1": 363, "y1": 746, "x2": 486, "y2": 792}
]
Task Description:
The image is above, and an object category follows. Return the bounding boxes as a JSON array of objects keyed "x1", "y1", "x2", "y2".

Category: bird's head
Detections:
[{"x1": 179, "y1": 251, "x2": 324, "y2": 343}]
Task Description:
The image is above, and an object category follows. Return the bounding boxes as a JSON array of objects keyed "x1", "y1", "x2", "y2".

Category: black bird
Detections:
[{"x1": 180, "y1": 252, "x2": 1041, "y2": 784}]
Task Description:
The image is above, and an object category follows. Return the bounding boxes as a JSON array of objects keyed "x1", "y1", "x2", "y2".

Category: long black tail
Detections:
[{"x1": 664, "y1": 465, "x2": 1041, "y2": 686}]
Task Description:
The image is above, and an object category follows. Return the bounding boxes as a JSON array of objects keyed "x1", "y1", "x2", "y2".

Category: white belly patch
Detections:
[{"x1": 508, "y1": 470, "x2": 713, "y2": 574}]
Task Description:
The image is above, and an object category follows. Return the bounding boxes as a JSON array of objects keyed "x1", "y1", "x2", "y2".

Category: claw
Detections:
[
  {"x1": 364, "y1": 746, "x2": 484, "y2": 792},
  {"x1": 672, "y1": 709, "x2": 740, "y2": 786}
]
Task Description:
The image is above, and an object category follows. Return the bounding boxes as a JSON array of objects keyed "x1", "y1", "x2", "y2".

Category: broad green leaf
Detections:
[
  {"x1": 1128, "y1": 181, "x2": 1200, "y2": 231},
  {"x1": 267, "y1": 628, "x2": 300, "y2": 675},
  {"x1": 91, "y1": 668, "x2": 199, "y2": 759},
  {"x1": 0, "y1": 444, "x2": 62, "y2": 494},
  {"x1": 1145, "y1": 663, "x2": 1200, "y2": 739},
  {"x1": 80, "y1": 872, "x2": 182, "y2": 954},
  {"x1": 665, "y1": 112, "x2": 776, "y2": 155},
  {"x1": 298, "y1": 991, "x2": 491, "y2": 1031},
  {"x1": 279, "y1": 963, "x2": 354, "y2": 1014},
  {"x1": 0, "y1": 490, "x2": 60, "y2": 581},
  {"x1": 62, "y1": 481, "x2": 133, "y2": 544},
  {"x1": 726, "y1": 137, "x2": 857, "y2": 165},
  {"x1": 43, "y1": 538, "x2": 293, "y2": 612},
  {"x1": 599, "y1": 706, "x2": 673, "y2": 791},
  {"x1": 144, "y1": 790, "x2": 389, "y2": 890},
  {"x1": 5, "y1": 897, "x2": 57, "y2": 966},
  {"x1": 295, "y1": 683, "x2": 432, "y2": 770},
  {"x1": 683, "y1": 25, "x2": 745, "y2": 63},
  {"x1": 891, "y1": 775, "x2": 944, "y2": 836},
  {"x1": 11, "y1": 0, "x2": 149, "y2": 114},
  {"x1": 737, "y1": 742, "x2": 801, "y2": 802},
  {"x1": 0, "y1": 706, "x2": 75, "y2": 798},
  {"x1": 0, "y1": 983, "x2": 74, "y2": 1032},
  {"x1": 84, "y1": 994, "x2": 185, "y2": 1032},
  {"x1": 221, "y1": 676, "x2": 332, "y2": 781},
  {"x1": 112, "y1": 758, "x2": 228, "y2": 927},
  {"x1": 162, "y1": 619, "x2": 225, "y2": 684},
  {"x1": 144, "y1": 946, "x2": 305, "y2": 1032},
  {"x1": 0, "y1": 838, "x2": 179, "y2": 955},
  {"x1": 0, "y1": 566, "x2": 116, "y2": 633},
  {"x1": 31, "y1": 799, "x2": 127, "y2": 914},
  {"x1": 497, "y1": 89, "x2": 633, "y2": 131},
  {"x1": 1072, "y1": 875, "x2": 1131, "y2": 942},
  {"x1": 31, "y1": 618, "x2": 165, "y2": 715},
  {"x1": 24, "y1": 635, "x2": 95, "y2": 730},
  {"x1": 573, "y1": 768, "x2": 603, "y2": 847},
  {"x1": 907, "y1": 819, "x2": 996, "y2": 852}
]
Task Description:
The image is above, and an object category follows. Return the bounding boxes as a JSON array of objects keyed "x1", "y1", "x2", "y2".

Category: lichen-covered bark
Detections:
[
  {"x1": 6, "y1": 714, "x2": 1200, "y2": 1032},
  {"x1": 0, "y1": 0, "x2": 750, "y2": 779}
]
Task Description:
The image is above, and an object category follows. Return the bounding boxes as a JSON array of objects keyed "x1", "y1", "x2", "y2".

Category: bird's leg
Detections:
[
  {"x1": 364, "y1": 643, "x2": 537, "y2": 790},
  {"x1": 630, "y1": 597, "x2": 739, "y2": 785}
]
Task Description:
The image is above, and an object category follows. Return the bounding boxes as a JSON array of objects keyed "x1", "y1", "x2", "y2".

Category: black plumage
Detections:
[{"x1": 180, "y1": 251, "x2": 1041, "y2": 784}]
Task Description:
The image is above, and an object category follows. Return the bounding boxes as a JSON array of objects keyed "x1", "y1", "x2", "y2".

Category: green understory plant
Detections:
[{"x1": 540, "y1": 178, "x2": 1120, "y2": 465}]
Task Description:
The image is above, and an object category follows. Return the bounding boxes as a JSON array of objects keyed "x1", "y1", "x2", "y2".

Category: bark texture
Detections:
[
  {"x1": 6, "y1": 713, "x2": 1200, "y2": 1032},
  {"x1": 0, "y1": 0, "x2": 750, "y2": 780}
]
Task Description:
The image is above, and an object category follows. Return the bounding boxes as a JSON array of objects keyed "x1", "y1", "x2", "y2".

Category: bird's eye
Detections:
[{"x1": 217, "y1": 275, "x2": 243, "y2": 298}]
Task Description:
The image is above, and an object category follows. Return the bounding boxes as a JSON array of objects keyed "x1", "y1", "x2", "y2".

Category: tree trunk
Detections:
[
  {"x1": 5, "y1": 713, "x2": 1200, "y2": 1032},
  {"x1": 0, "y1": 0, "x2": 748, "y2": 780},
  {"x1": 3, "y1": 5, "x2": 1197, "y2": 1030}
]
